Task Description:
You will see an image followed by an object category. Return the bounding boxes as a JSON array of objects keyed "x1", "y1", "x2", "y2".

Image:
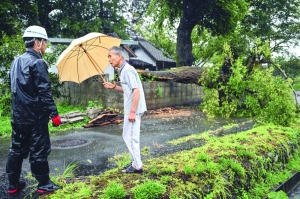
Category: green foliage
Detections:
[
  {"x1": 87, "y1": 100, "x2": 103, "y2": 109},
  {"x1": 267, "y1": 190, "x2": 288, "y2": 199},
  {"x1": 183, "y1": 166, "x2": 193, "y2": 175},
  {"x1": 143, "y1": 0, "x2": 249, "y2": 66},
  {"x1": 35, "y1": 120, "x2": 300, "y2": 199},
  {"x1": 241, "y1": 0, "x2": 300, "y2": 55},
  {"x1": 108, "y1": 152, "x2": 131, "y2": 170},
  {"x1": 0, "y1": 1, "x2": 37, "y2": 38},
  {"x1": 0, "y1": 33, "x2": 25, "y2": 116},
  {"x1": 100, "y1": 182, "x2": 127, "y2": 199},
  {"x1": 131, "y1": 180, "x2": 166, "y2": 199},
  {"x1": 49, "y1": 182, "x2": 91, "y2": 199},
  {"x1": 55, "y1": 161, "x2": 79, "y2": 179},
  {"x1": 135, "y1": 16, "x2": 177, "y2": 60},
  {"x1": 56, "y1": 102, "x2": 85, "y2": 113},
  {"x1": 274, "y1": 56, "x2": 300, "y2": 78},
  {"x1": 0, "y1": 116, "x2": 11, "y2": 137},
  {"x1": 44, "y1": 44, "x2": 68, "y2": 99},
  {"x1": 150, "y1": 167, "x2": 158, "y2": 175},
  {"x1": 156, "y1": 84, "x2": 163, "y2": 98},
  {"x1": 201, "y1": 41, "x2": 296, "y2": 125},
  {"x1": 292, "y1": 75, "x2": 300, "y2": 90},
  {"x1": 160, "y1": 175, "x2": 172, "y2": 185}
]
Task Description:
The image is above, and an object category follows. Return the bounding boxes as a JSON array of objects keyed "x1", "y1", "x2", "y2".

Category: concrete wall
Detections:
[{"x1": 58, "y1": 75, "x2": 203, "y2": 110}]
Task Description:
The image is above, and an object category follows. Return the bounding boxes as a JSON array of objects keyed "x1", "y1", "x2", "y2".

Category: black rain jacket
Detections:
[{"x1": 9, "y1": 48, "x2": 58, "y2": 124}]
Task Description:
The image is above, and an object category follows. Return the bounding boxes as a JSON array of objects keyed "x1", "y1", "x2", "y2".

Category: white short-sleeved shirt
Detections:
[{"x1": 119, "y1": 62, "x2": 147, "y2": 115}]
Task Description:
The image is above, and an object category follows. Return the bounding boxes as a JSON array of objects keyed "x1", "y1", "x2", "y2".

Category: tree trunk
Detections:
[
  {"x1": 176, "y1": 0, "x2": 202, "y2": 67},
  {"x1": 137, "y1": 67, "x2": 204, "y2": 85},
  {"x1": 176, "y1": 18, "x2": 194, "y2": 67}
]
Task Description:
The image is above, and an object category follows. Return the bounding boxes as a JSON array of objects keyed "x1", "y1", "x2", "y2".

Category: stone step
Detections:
[
  {"x1": 67, "y1": 116, "x2": 85, "y2": 123},
  {"x1": 63, "y1": 111, "x2": 84, "y2": 118}
]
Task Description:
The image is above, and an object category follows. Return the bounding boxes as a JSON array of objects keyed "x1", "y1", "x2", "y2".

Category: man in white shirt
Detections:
[{"x1": 103, "y1": 46, "x2": 147, "y2": 173}]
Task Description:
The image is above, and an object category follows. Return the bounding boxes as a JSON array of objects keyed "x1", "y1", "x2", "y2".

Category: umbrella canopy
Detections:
[{"x1": 56, "y1": 32, "x2": 122, "y2": 83}]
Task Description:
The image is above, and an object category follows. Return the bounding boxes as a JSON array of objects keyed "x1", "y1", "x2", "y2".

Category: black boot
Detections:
[
  {"x1": 7, "y1": 174, "x2": 26, "y2": 194},
  {"x1": 31, "y1": 161, "x2": 62, "y2": 194},
  {"x1": 6, "y1": 155, "x2": 25, "y2": 194},
  {"x1": 35, "y1": 174, "x2": 62, "y2": 194}
]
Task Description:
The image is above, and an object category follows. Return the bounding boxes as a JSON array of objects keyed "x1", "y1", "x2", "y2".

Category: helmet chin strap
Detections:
[{"x1": 34, "y1": 39, "x2": 44, "y2": 56}]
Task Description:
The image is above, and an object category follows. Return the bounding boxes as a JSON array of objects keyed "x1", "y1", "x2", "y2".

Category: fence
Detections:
[{"x1": 58, "y1": 75, "x2": 204, "y2": 110}]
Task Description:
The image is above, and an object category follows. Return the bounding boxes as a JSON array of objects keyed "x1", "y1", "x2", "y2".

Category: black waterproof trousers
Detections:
[{"x1": 6, "y1": 121, "x2": 51, "y2": 182}]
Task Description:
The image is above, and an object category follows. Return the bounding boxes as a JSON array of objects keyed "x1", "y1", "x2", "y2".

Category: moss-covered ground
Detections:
[{"x1": 35, "y1": 120, "x2": 300, "y2": 199}]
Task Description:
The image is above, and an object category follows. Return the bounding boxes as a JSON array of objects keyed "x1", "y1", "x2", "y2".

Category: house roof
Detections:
[
  {"x1": 134, "y1": 38, "x2": 175, "y2": 63},
  {"x1": 106, "y1": 32, "x2": 137, "y2": 57},
  {"x1": 129, "y1": 57, "x2": 154, "y2": 68},
  {"x1": 123, "y1": 45, "x2": 137, "y2": 58}
]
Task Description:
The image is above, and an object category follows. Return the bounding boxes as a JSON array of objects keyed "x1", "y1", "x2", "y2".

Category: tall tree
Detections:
[
  {"x1": 97, "y1": 0, "x2": 129, "y2": 39},
  {"x1": 0, "y1": 0, "x2": 38, "y2": 38},
  {"x1": 241, "y1": 0, "x2": 300, "y2": 54},
  {"x1": 36, "y1": 0, "x2": 57, "y2": 37},
  {"x1": 44, "y1": 0, "x2": 129, "y2": 38},
  {"x1": 145, "y1": 0, "x2": 249, "y2": 66}
]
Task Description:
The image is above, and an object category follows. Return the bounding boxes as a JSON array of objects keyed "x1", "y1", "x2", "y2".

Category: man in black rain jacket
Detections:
[{"x1": 6, "y1": 25, "x2": 62, "y2": 195}]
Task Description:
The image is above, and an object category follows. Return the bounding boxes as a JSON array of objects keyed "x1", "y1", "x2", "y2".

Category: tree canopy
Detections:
[
  {"x1": 143, "y1": 0, "x2": 249, "y2": 66},
  {"x1": 0, "y1": 0, "x2": 130, "y2": 39},
  {"x1": 137, "y1": 0, "x2": 300, "y2": 67}
]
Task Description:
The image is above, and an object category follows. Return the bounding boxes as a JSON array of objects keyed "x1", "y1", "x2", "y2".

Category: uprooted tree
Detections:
[{"x1": 137, "y1": 40, "x2": 298, "y2": 126}]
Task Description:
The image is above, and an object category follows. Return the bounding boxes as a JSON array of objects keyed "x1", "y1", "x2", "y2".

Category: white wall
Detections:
[{"x1": 134, "y1": 48, "x2": 156, "y2": 66}]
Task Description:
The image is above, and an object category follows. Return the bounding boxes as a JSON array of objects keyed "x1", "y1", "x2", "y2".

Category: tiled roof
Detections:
[
  {"x1": 136, "y1": 39, "x2": 175, "y2": 63},
  {"x1": 106, "y1": 32, "x2": 137, "y2": 57},
  {"x1": 106, "y1": 32, "x2": 120, "y2": 38},
  {"x1": 129, "y1": 57, "x2": 153, "y2": 67}
]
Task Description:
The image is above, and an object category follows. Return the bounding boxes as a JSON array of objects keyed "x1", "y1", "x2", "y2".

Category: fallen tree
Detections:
[{"x1": 136, "y1": 67, "x2": 205, "y2": 85}]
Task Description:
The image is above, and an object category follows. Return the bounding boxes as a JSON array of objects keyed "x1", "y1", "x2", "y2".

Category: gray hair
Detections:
[{"x1": 109, "y1": 46, "x2": 124, "y2": 58}]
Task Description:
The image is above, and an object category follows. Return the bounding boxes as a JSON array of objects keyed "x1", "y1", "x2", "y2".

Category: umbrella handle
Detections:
[
  {"x1": 105, "y1": 81, "x2": 116, "y2": 89},
  {"x1": 99, "y1": 74, "x2": 116, "y2": 88}
]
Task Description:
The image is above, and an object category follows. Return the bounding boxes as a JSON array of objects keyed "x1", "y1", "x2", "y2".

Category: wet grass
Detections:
[{"x1": 38, "y1": 120, "x2": 300, "y2": 199}]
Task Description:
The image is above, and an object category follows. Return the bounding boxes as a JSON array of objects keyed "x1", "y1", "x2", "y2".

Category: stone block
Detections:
[
  {"x1": 63, "y1": 111, "x2": 83, "y2": 118},
  {"x1": 68, "y1": 116, "x2": 85, "y2": 123},
  {"x1": 86, "y1": 108, "x2": 103, "y2": 119}
]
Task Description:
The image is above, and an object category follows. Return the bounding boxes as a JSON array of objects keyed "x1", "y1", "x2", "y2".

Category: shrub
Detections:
[
  {"x1": 131, "y1": 180, "x2": 166, "y2": 199},
  {"x1": 101, "y1": 182, "x2": 127, "y2": 199},
  {"x1": 49, "y1": 182, "x2": 91, "y2": 199},
  {"x1": 200, "y1": 41, "x2": 296, "y2": 125}
]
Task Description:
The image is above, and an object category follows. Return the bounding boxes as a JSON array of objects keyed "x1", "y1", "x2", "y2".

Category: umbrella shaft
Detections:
[{"x1": 80, "y1": 45, "x2": 106, "y2": 82}]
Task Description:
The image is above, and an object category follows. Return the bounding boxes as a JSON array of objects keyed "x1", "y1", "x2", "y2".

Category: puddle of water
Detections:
[{"x1": 51, "y1": 139, "x2": 89, "y2": 149}]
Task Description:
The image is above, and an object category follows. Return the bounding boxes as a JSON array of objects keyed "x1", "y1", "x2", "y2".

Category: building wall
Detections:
[
  {"x1": 134, "y1": 48, "x2": 156, "y2": 66},
  {"x1": 57, "y1": 77, "x2": 203, "y2": 110}
]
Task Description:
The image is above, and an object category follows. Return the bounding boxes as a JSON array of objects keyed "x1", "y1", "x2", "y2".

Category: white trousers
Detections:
[{"x1": 123, "y1": 114, "x2": 143, "y2": 169}]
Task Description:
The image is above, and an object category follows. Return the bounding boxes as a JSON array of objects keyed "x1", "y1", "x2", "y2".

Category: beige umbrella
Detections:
[{"x1": 56, "y1": 32, "x2": 121, "y2": 84}]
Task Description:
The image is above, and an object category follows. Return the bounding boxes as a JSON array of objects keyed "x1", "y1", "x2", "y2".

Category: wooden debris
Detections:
[{"x1": 83, "y1": 112, "x2": 123, "y2": 128}]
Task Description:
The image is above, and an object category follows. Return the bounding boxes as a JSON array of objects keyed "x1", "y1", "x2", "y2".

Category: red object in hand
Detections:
[{"x1": 51, "y1": 115, "x2": 61, "y2": 126}]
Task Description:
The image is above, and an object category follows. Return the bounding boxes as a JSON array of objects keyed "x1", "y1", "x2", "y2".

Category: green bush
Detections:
[
  {"x1": 101, "y1": 182, "x2": 127, "y2": 199},
  {"x1": 131, "y1": 180, "x2": 166, "y2": 199},
  {"x1": 49, "y1": 182, "x2": 91, "y2": 199},
  {"x1": 200, "y1": 41, "x2": 296, "y2": 125},
  {"x1": 267, "y1": 190, "x2": 288, "y2": 199}
]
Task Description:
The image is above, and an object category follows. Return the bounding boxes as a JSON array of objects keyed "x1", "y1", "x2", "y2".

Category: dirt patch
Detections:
[{"x1": 143, "y1": 107, "x2": 197, "y2": 119}]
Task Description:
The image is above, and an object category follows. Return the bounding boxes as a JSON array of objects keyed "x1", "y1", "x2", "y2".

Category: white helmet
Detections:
[{"x1": 22, "y1": 25, "x2": 48, "y2": 40}]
